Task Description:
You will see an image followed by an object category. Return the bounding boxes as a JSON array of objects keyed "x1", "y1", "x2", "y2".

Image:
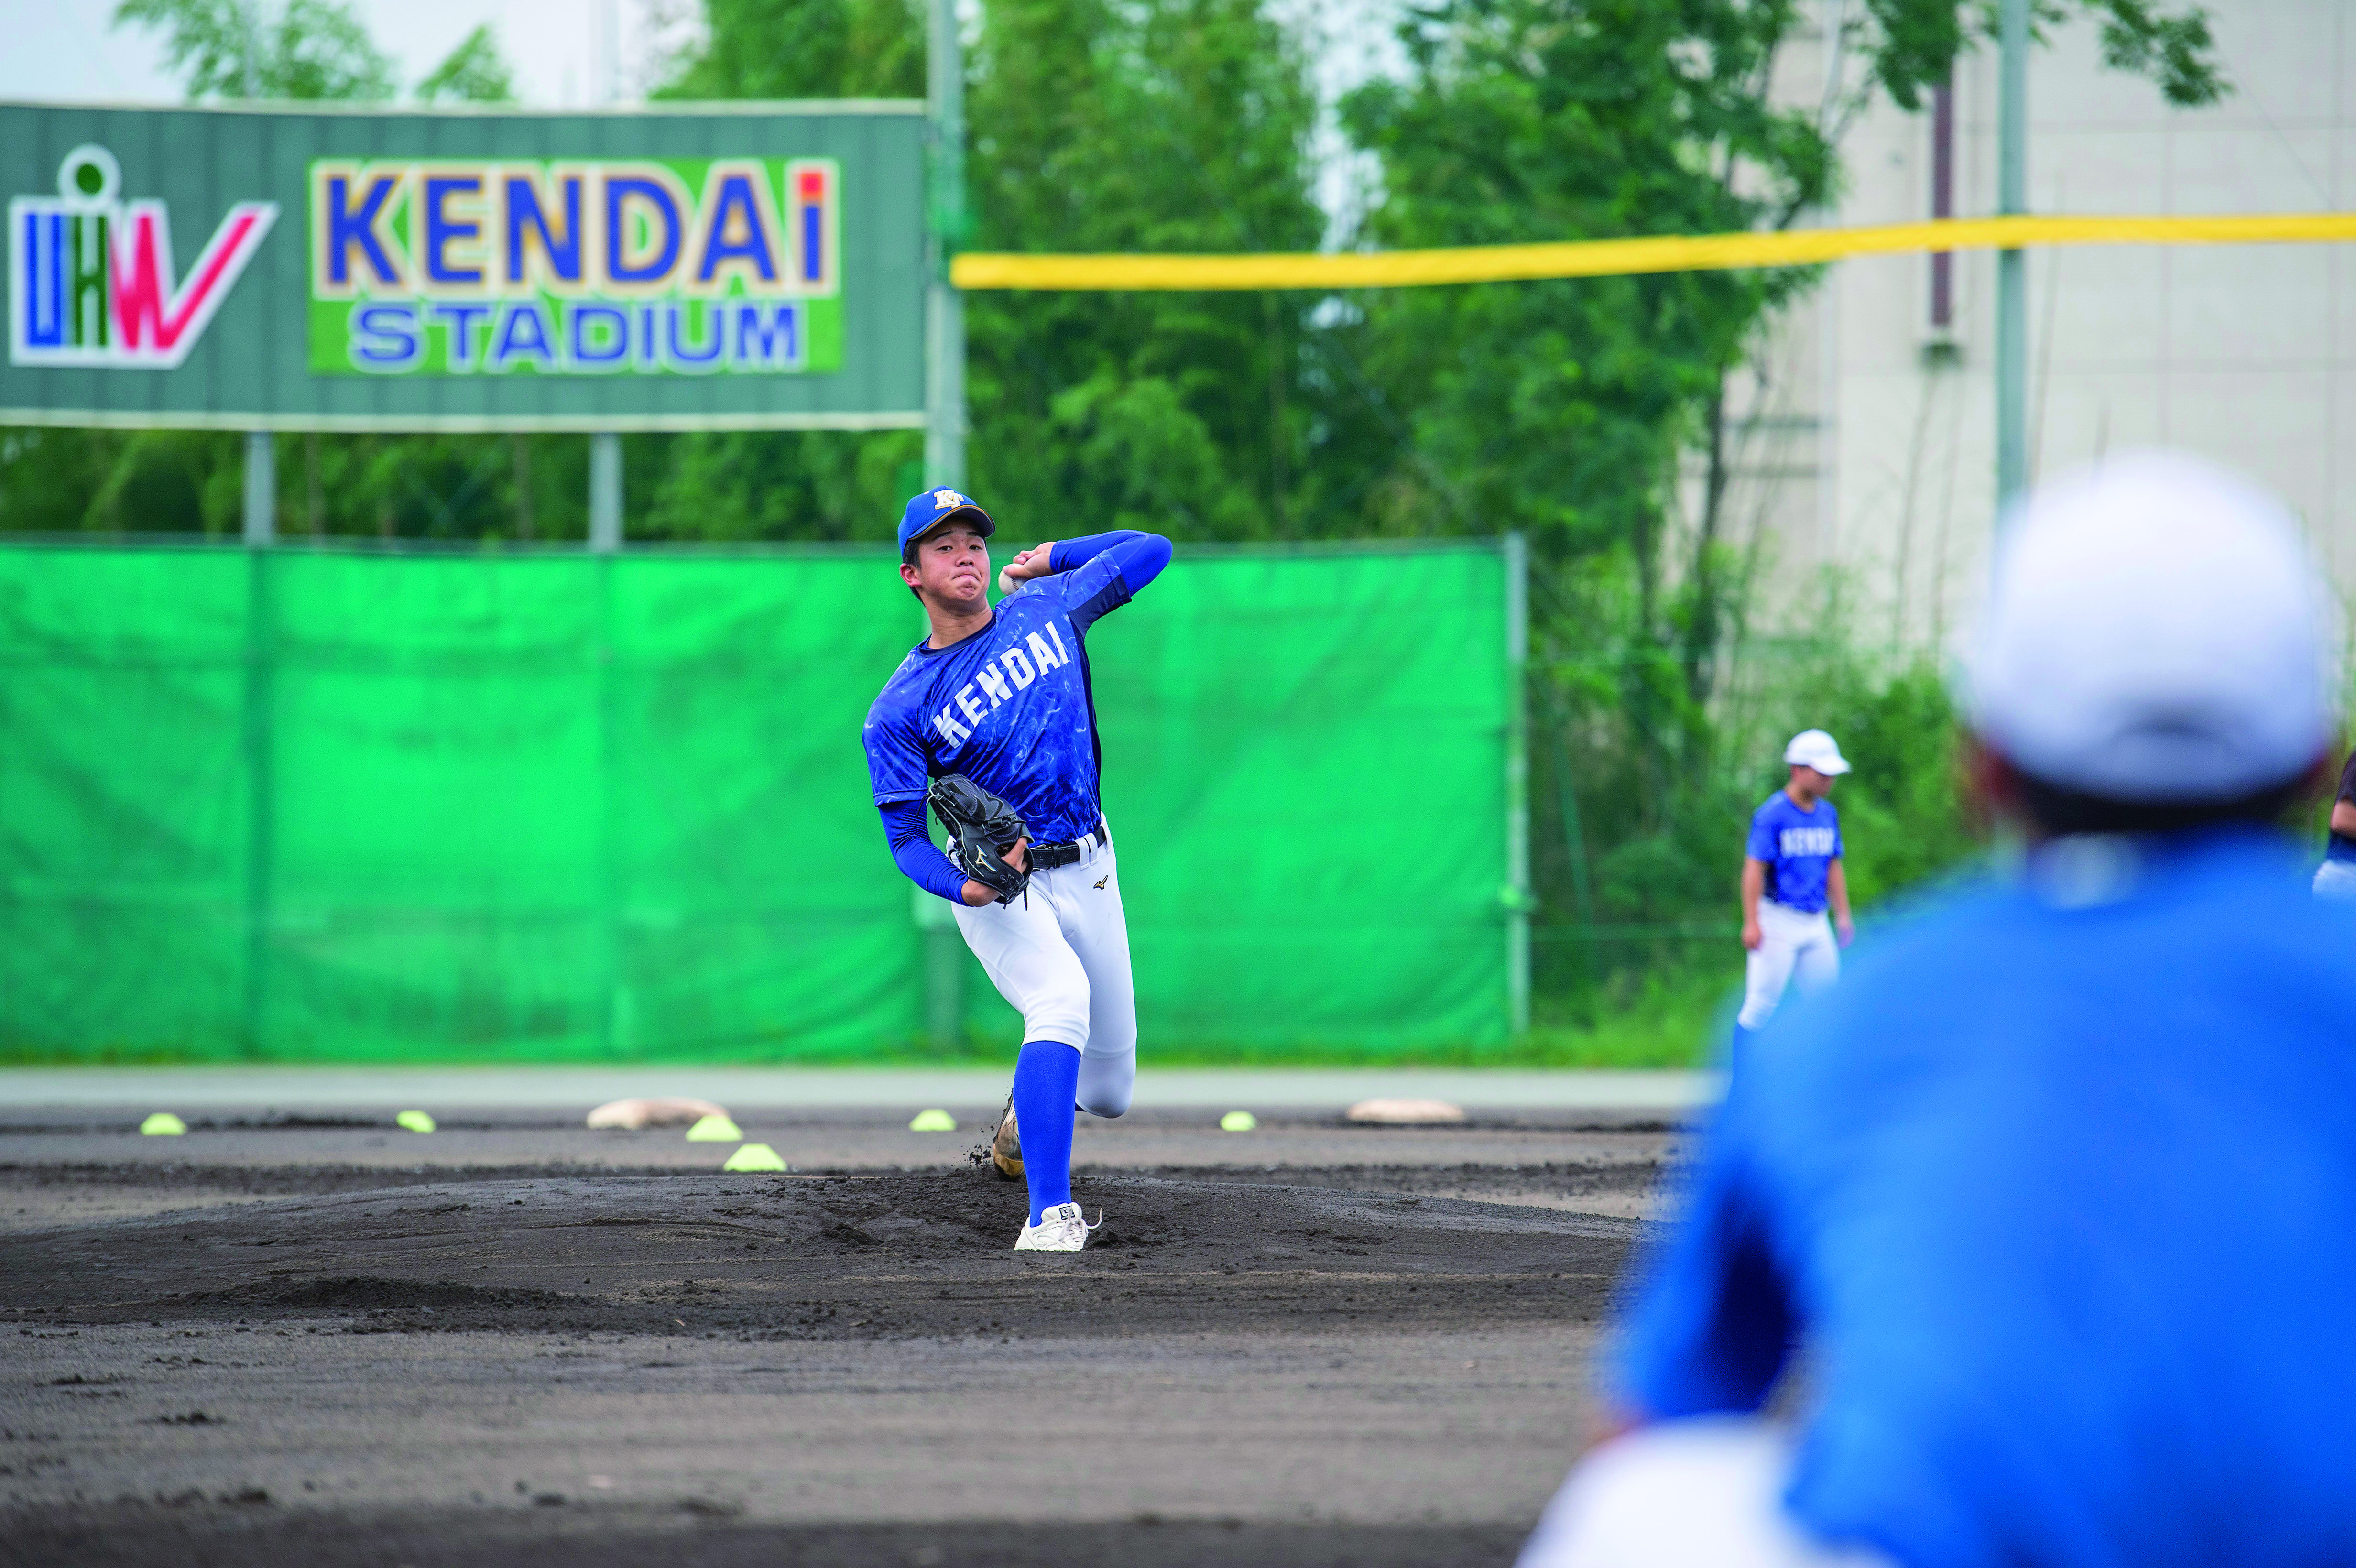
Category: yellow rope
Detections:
[{"x1": 949, "y1": 212, "x2": 2356, "y2": 292}]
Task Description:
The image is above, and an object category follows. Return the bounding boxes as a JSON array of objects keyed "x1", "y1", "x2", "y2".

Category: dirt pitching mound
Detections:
[
  {"x1": 1, "y1": 1168, "x2": 1638, "y2": 1340},
  {"x1": 251, "y1": 1276, "x2": 571, "y2": 1312}
]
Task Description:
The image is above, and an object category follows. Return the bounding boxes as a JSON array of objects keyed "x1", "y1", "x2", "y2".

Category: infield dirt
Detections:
[{"x1": 1, "y1": 1112, "x2": 1672, "y2": 1568}]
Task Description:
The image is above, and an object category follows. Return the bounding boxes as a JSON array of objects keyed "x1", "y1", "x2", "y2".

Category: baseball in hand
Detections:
[{"x1": 997, "y1": 544, "x2": 1054, "y2": 596}]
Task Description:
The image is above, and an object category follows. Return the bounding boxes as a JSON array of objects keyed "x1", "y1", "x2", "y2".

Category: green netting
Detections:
[{"x1": 0, "y1": 541, "x2": 1510, "y2": 1062}]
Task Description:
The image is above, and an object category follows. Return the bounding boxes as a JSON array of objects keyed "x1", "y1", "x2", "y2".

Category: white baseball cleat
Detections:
[{"x1": 1014, "y1": 1201, "x2": 1100, "y2": 1252}]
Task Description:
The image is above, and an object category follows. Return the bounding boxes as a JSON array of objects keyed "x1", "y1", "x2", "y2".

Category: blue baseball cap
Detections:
[{"x1": 896, "y1": 488, "x2": 994, "y2": 561}]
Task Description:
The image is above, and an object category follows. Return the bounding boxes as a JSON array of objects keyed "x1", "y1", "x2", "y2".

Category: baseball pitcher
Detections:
[{"x1": 862, "y1": 487, "x2": 1172, "y2": 1252}]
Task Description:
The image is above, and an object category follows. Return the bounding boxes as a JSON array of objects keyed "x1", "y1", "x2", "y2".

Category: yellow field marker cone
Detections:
[
  {"x1": 395, "y1": 1110, "x2": 436, "y2": 1133},
  {"x1": 140, "y1": 1112, "x2": 186, "y2": 1136},
  {"x1": 722, "y1": 1143, "x2": 788, "y2": 1172},
  {"x1": 684, "y1": 1114, "x2": 742, "y2": 1142},
  {"x1": 1220, "y1": 1110, "x2": 1258, "y2": 1132},
  {"x1": 908, "y1": 1109, "x2": 956, "y2": 1132}
]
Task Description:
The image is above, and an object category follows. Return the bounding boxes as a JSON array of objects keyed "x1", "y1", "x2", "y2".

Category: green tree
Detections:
[
  {"x1": 415, "y1": 22, "x2": 517, "y2": 104},
  {"x1": 647, "y1": 0, "x2": 1324, "y2": 543},
  {"x1": 637, "y1": 429, "x2": 920, "y2": 543},
  {"x1": 113, "y1": 0, "x2": 396, "y2": 100},
  {"x1": 635, "y1": 0, "x2": 927, "y2": 542},
  {"x1": 1336, "y1": 0, "x2": 1833, "y2": 898},
  {"x1": 961, "y1": 0, "x2": 1324, "y2": 539},
  {"x1": 1849, "y1": 0, "x2": 2225, "y2": 117},
  {"x1": 0, "y1": 428, "x2": 244, "y2": 535},
  {"x1": 1330, "y1": 0, "x2": 2225, "y2": 1034},
  {"x1": 658, "y1": 0, "x2": 924, "y2": 98}
]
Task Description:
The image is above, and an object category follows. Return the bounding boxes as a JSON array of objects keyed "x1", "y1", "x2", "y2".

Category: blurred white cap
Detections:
[
  {"x1": 1962, "y1": 450, "x2": 2338, "y2": 804},
  {"x1": 1784, "y1": 730, "x2": 1850, "y2": 775}
]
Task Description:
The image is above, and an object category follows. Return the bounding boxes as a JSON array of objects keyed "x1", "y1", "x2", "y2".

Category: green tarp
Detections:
[{"x1": 0, "y1": 541, "x2": 1510, "y2": 1061}]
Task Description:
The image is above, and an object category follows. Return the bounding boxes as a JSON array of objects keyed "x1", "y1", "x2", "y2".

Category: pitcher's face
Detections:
[{"x1": 902, "y1": 526, "x2": 992, "y2": 610}]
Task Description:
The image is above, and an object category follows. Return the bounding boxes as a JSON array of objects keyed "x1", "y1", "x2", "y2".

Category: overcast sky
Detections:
[{"x1": 0, "y1": 0, "x2": 679, "y2": 107}]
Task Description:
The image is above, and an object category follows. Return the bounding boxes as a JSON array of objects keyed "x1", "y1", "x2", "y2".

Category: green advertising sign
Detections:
[{"x1": 2, "y1": 102, "x2": 926, "y2": 432}]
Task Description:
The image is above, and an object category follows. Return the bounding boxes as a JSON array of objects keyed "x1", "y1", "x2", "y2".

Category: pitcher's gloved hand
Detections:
[{"x1": 928, "y1": 774, "x2": 1032, "y2": 905}]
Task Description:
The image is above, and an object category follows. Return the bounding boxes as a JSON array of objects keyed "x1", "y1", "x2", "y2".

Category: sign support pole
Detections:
[
  {"x1": 242, "y1": 431, "x2": 275, "y2": 545},
  {"x1": 589, "y1": 434, "x2": 622, "y2": 552},
  {"x1": 1996, "y1": 0, "x2": 2029, "y2": 512},
  {"x1": 919, "y1": 0, "x2": 970, "y2": 1047},
  {"x1": 925, "y1": 0, "x2": 966, "y2": 490}
]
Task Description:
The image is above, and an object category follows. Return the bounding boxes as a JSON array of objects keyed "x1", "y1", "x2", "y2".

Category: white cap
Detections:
[
  {"x1": 1784, "y1": 730, "x2": 1851, "y2": 775},
  {"x1": 1961, "y1": 450, "x2": 2338, "y2": 804}
]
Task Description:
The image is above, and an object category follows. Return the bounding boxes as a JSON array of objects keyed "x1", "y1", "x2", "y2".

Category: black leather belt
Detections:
[{"x1": 1028, "y1": 817, "x2": 1108, "y2": 871}]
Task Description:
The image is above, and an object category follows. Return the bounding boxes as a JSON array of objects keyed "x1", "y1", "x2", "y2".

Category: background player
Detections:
[
  {"x1": 862, "y1": 488, "x2": 1172, "y2": 1252},
  {"x1": 1733, "y1": 730, "x2": 1854, "y2": 1056}
]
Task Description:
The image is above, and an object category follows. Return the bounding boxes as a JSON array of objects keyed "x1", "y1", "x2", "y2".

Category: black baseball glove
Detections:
[{"x1": 928, "y1": 774, "x2": 1031, "y2": 905}]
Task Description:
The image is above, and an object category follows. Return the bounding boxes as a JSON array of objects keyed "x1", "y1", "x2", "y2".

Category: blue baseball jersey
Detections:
[
  {"x1": 1746, "y1": 790, "x2": 1842, "y2": 912},
  {"x1": 1614, "y1": 829, "x2": 2356, "y2": 1568},
  {"x1": 864, "y1": 538, "x2": 1150, "y2": 848}
]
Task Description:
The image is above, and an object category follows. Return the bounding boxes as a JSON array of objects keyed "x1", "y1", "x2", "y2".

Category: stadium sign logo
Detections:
[
  {"x1": 307, "y1": 157, "x2": 842, "y2": 378},
  {"x1": 9, "y1": 145, "x2": 279, "y2": 370}
]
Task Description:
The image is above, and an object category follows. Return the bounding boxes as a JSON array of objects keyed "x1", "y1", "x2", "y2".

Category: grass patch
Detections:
[{"x1": 0, "y1": 981, "x2": 1735, "y2": 1071}]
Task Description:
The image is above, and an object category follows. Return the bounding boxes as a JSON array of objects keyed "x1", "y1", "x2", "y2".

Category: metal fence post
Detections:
[
  {"x1": 917, "y1": 0, "x2": 969, "y2": 1045},
  {"x1": 595, "y1": 555, "x2": 623, "y2": 1054},
  {"x1": 240, "y1": 432, "x2": 276, "y2": 1054},
  {"x1": 1996, "y1": 0, "x2": 2029, "y2": 511},
  {"x1": 925, "y1": 0, "x2": 967, "y2": 491},
  {"x1": 1504, "y1": 531, "x2": 1532, "y2": 1036},
  {"x1": 914, "y1": 886, "x2": 963, "y2": 1050},
  {"x1": 586, "y1": 436, "x2": 624, "y2": 1046}
]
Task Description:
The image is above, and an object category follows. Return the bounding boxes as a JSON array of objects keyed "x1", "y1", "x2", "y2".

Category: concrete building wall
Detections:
[{"x1": 1718, "y1": 0, "x2": 2354, "y2": 653}]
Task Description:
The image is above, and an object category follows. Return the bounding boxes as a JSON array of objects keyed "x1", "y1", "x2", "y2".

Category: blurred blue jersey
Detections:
[
  {"x1": 1614, "y1": 829, "x2": 2356, "y2": 1568},
  {"x1": 1746, "y1": 790, "x2": 1842, "y2": 913},
  {"x1": 864, "y1": 531, "x2": 1167, "y2": 849}
]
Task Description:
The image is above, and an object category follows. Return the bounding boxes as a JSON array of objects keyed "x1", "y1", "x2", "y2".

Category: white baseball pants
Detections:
[
  {"x1": 952, "y1": 826, "x2": 1137, "y2": 1116},
  {"x1": 2314, "y1": 859, "x2": 2356, "y2": 900},
  {"x1": 1737, "y1": 898, "x2": 1839, "y2": 1030},
  {"x1": 1517, "y1": 1418, "x2": 1893, "y2": 1568}
]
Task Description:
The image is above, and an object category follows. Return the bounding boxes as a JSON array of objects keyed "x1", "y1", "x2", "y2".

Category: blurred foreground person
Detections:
[{"x1": 1520, "y1": 452, "x2": 2356, "y2": 1568}]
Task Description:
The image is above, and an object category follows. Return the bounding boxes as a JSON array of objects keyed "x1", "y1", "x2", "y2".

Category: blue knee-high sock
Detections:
[{"x1": 1012, "y1": 1040, "x2": 1080, "y2": 1225}]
